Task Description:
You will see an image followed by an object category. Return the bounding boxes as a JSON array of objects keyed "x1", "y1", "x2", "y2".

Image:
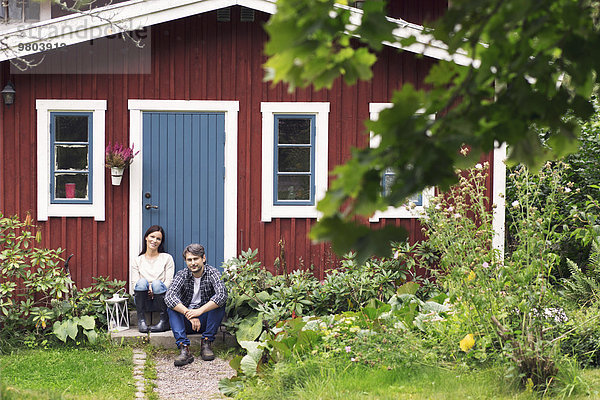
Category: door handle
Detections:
[{"x1": 145, "y1": 204, "x2": 159, "y2": 210}]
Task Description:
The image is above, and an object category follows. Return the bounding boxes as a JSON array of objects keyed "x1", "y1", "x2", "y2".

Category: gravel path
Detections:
[{"x1": 153, "y1": 351, "x2": 236, "y2": 399}]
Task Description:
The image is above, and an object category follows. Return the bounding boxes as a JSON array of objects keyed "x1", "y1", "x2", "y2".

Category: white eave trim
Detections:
[
  {"x1": 338, "y1": 4, "x2": 476, "y2": 67},
  {"x1": 0, "y1": 0, "x2": 276, "y2": 62},
  {"x1": 0, "y1": 0, "x2": 474, "y2": 67}
]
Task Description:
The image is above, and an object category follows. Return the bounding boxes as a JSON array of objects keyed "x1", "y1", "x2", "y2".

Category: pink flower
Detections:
[
  {"x1": 345, "y1": 346, "x2": 351, "y2": 353},
  {"x1": 105, "y1": 142, "x2": 139, "y2": 169},
  {"x1": 482, "y1": 262, "x2": 489, "y2": 268}
]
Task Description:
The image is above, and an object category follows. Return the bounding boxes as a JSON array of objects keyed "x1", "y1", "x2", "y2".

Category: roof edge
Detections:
[{"x1": 0, "y1": 0, "x2": 475, "y2": 67}]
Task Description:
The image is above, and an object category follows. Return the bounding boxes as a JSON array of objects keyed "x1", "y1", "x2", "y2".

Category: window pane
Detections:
[
  {"x1": 408, "y1": 192, "x2": 423, "y2": 206},
  {"x1": 55, "y1": 145, "x2": 89, "y2": 170},
  {"x1": 55, "y1": 115, "x2": 89, "y2": 142},
  {"x1": 278, "y1": 118, "x2": 311, "y2": 144},
  {"x1": 277, "y1": 175, "x2": 310, "y2": 201},
  {"x1": 55, "y1": 174, "x2": 89, "y2": 200},
  {"x1": 383, "y1": 173, "x2": 395, "y2": 196},
  {"x1": 24, "y1": 0, "x2": 40, "y2": 20},
  {"x1": 278, "y1": 147, "x2": 310, "y2": 172}
]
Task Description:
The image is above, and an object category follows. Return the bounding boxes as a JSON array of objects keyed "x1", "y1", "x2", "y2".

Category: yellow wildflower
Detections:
[
  {"x1": 459, "y1": 334, "x2": 475, "y2": 352},
  {"x1": 525, "y1": 378, "x2": 534, "y2": 393},
  {"x1": 467, "y1": 270, "x2": 476, "y2": 282}
]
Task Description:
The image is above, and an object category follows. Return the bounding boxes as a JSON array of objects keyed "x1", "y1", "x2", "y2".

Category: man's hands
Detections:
[
  {"x1": 185, "y1": 309, "x2": 202, "y2": 331},
  {"x1": 190, "y1": 317, "x2": 201, "y2": 331},
  {"x1": 173, "y1": 301, "x2": 219, "y2": 332}
]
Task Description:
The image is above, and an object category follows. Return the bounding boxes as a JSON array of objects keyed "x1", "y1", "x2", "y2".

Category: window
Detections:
[
  {"x1": 0, "y1": 0, "x2": 40, "y2": 22},
  {"x1": 261, "y1": 102, "x2": 329, "y2": 222},
  {"x1": 50, "y1": 112, "x2": 92, "y2": 204},
  {"x1": 369, "y1": 103, "x2": 434, "y2": 221},
  {"x1": 382, "y1": 167, "x2": 423, "y2": 205},
  {"x1": 37, "y1": 100, "x2": 106, "y2": 221},
  {"x1": 274, "y1": 115, "x2": 315, "y2": 205}
]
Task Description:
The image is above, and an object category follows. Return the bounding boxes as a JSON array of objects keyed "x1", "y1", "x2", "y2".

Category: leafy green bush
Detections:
[
  {"x1": 0, "y1": 213, "x2": 126, "y2": 350},
  {"x1": 0, "y1": 213, "x2": 68, "y2": 345},
  {"x1": 561, "y1": 305, "x2": 600, "y2": 368},
  {"x1": 220, "y1": 287, "x2": 450, "y2": 397},
  {"x1": 560, "y1": 241, "x2": 600, "y2": 307},
  {"x1": 221, "y1": 248, "x2": 413, "y2": 338},
  {"x1": 420, "y1": 163, "x2": 577, "y2": 390}
]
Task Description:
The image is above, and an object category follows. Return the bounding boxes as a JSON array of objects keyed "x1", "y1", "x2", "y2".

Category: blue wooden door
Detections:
[{"x1": 142, "y1": 112, "x2": 225, "y2": 272}]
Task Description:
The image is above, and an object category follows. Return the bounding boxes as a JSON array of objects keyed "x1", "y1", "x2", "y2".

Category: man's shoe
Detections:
[
  {"x1": 201, "y1": 339, "x2": 215, "y2": 361},
  {"x1": 174, "y1": 345, "x2": 194, "y2": 367}
]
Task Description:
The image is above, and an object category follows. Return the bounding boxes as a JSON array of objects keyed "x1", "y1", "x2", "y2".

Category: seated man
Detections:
[{"x1": 165, "y1": 243, "x2": 227, "y2": 366}]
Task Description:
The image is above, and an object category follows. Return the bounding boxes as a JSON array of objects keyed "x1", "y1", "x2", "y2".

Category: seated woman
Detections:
[{"x1": 131, "y1": 225, "x2": 175, "y2": 333}]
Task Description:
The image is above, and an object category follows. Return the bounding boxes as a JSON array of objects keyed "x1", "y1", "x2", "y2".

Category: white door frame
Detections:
[{"x1": 128, "y1": 99, "x2": 239, "y2": 271}]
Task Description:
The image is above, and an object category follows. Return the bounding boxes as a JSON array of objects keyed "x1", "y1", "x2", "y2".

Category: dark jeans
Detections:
[{"x1": 167, "y1": 306, "x2": 225, "y2": 347}]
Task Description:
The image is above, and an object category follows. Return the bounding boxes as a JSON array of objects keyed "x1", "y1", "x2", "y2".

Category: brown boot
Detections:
[
  {"x1": 201, "y1": 339, "x2": 215, "y2": 361},
  {"x1": 174, "y1": 344, "x2": 194, "y2": 366}
]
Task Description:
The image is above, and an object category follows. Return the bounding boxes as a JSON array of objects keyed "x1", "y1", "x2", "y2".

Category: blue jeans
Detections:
[
  {"x1": 134, "y1": 278, "x2": 168, "y2": 295},
  {"x1": 167, "y1": 306, "x2": 225, "y2": 347}
]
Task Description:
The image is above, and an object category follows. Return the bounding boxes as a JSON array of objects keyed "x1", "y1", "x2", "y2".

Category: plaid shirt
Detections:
[{"x1": 165, "y1": 265, "x2": 227, "y2": 309}]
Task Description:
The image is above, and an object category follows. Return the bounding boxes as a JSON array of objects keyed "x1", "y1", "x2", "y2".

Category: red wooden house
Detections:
[{"x1": 0, "y1": 0, "x2": 506, "y2": 289}]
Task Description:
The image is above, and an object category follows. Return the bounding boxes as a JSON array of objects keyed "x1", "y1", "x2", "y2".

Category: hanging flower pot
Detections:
[
  {"x1": 111, "y1": 167, "x2": 125, "y2": 186},
  {"x1": 105, "y1": 142, "x2": 139, "y2": 187}
]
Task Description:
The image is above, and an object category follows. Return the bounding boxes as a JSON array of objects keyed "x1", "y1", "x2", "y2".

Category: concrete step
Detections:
[
  {"x1": 109, "y1": 326, "x2": 236, "y2": 348},
  {"x1": 110, "y1": 312, "x2": 237, "y2": 348}
]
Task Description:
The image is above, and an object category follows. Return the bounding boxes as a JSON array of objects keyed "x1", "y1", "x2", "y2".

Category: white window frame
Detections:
[
  {"x1": 36, "y1": 99, "x2": 106, "y2": 221},
  {"x1": 261, "y1": 102, "x2": 330, "y2": 222},
  {"x1": 369, "y1": 103, "x2": 434, "y2": 222}
]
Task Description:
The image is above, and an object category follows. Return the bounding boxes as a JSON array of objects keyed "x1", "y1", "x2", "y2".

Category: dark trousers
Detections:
[{"x1": 167, "y1": 306, "x2": 225, "y2": 347}]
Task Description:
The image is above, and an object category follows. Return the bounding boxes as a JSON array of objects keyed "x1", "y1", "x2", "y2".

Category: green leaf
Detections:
[
  {"x1": 52, "y1": 320, "x2": 67, "y2": 342},
  {"x1": 294, "y1": 330, "x2": 319, "y2": 352},
  {"x1": 66, "y1": 319, "x2": 79, "y2": 340},
  {"x1": 397, "y1": 282, "x2": 420, "y2": 296},
  {"x1": 422, "y1": 301, "x2": 450, "y2": 314},
  {"x1": 310, "y1": 215, "x2": 407, "y2": 263},
  {"x1": 229, "y1": 355, "x2": 243, "y2": 372},
  {"x1": 238, "y1": 340, "x2": 263, "y2": 377},
  {"x1": 270, "y1": 340, "x2": 291, "y2": 362},
  {"x1": 84, "y1": 329, "x2": 97, "y2": 344},
  {"x1": 218, "y1": 377, "x2": 245, "y2": 397},
  {"x1": 79, "y1": 315, "x2": 95, "y2": 330},
  {"x1": 236, "y1": 316, "x2": 264, "y2": 342},
  {"x1": 255, "y1": 291, "x2": 273, "y2": 302}
]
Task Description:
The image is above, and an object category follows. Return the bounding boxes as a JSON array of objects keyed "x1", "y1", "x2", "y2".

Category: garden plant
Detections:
[
  {"x1": 0, "y1": 212, "x2": 126, "y2": 351},
  {"x1": 218, "y1": 154, "x2": 600, "y2": 398}
]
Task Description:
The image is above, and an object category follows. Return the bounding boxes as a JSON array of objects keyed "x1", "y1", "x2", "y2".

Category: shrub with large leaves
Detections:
[
  {"x1": 0, "y1": 213, "x2": 126, "y2": 349},
  {"x1": 221, "y1": 248, "x2": 412, "y2": 339}
]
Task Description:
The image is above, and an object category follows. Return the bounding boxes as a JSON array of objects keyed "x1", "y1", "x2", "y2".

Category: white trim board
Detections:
[
  {"x1": 0, "y1": 0, "x2": 473, "y2": 66},
  {"x1": 128, "y1": 99, "x2": 239, "y2": 270},
  {"x1": 492, "y1": 142, "x2": 506, "y2": 257},
  {"x1": 36, "y1": 99, "x2": 107, "y2": 221}
]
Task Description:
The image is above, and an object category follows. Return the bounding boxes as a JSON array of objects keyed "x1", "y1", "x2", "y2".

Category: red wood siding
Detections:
[
  {"x1": 386, "y1": 0, "x2": 448, "y2": 25},
  {"x1": 0, "y1": 6, "x2": 492, "y2": 286}
]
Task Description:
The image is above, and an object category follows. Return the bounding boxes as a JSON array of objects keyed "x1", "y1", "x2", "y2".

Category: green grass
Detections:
[
  {"x1": 143, "y1": 347, "x2": 159, "y2": 400},
  {"x1": 0, "y1": 346, "x2": 136, "y2": 400},
  {"x1": 236, "y1": 357, "x2": 600, "y2": 400}
]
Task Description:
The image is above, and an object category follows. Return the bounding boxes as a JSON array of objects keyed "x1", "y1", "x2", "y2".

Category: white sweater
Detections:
[{"x1": 130, "y1": 252, "x2": 175, "y2": 293}]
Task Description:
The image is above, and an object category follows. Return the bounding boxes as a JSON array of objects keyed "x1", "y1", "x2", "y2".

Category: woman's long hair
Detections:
[{"x1": 139, "y1": 225, "x2": 166, "y2": 255}]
